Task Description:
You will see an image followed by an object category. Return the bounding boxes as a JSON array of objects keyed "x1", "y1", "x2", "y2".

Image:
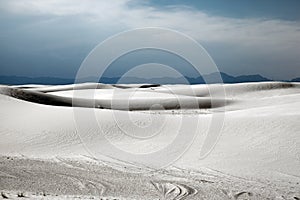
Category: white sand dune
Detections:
[
  {"x1": 0, "y1": 82, "x2": 299, "y2": 199},
  {"x1": 0, "y1": 84, "x2": 229, "y2": 110}
]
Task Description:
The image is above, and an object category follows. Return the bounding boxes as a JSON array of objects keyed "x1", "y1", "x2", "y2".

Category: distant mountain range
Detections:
[
  {"x1": 291, "y1": 77, "x2": 300, "y2": 82},
  {"x1": 0, "y1": 73, "x2": 299, "y2": 85},
  {"x1": 99, "y1": 72, "x2": 271, "y2": 84}
]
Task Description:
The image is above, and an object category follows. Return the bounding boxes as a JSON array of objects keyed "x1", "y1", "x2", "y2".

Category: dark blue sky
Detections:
[{"x1": 0, "y1": 0, "x2": 300, "y2": 80}]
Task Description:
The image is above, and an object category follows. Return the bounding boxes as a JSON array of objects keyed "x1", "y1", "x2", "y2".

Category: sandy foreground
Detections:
[{"x1": 0, "y1": 82, "x2": 299, "y2": 199}]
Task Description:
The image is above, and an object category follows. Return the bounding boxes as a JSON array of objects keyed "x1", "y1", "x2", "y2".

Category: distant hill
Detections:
[
  {"x1": 291, "y1": 77, "x2": 300, "y2": 82},
  {"x1": 235, "y1": 74, "x2": 270, "y2": 83},
  {"x1": 104, "y1": 73, "x2": 271, "y2": 84},
  {"x1": 0, "y1": 72, "x2": 276, "y2": 85},
  {"x1": 0, "y1": 76, "x2": 74, "y2": 85}
]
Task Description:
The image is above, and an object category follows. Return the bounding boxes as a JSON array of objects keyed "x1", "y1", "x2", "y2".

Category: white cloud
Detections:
[
  {"x1": 1, "y1": 0, "x2": 299, "y2": 47},
  {"x1": 1, "y1": 0, "x2": 300, "y2": 79}
]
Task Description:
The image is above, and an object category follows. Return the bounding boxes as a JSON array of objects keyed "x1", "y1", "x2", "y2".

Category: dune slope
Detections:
[{"x1": 0, "y1": 82, "x2": 299, "y2": 199}]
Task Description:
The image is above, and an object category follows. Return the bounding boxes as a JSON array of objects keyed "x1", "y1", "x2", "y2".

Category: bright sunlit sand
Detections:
[{"x1": 0, "y1": 82, "x2": 299, "y2": 199}]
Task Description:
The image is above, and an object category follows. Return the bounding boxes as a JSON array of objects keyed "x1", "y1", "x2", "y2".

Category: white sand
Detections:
[{"x1": 0, "y1": 82, "x2": 299, "y2": 199}]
